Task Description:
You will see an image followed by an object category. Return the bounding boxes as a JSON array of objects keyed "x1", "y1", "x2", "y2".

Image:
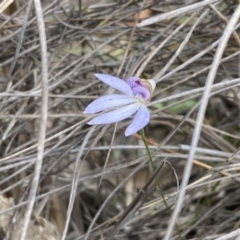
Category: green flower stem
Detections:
[
  {"x1": 140, "y1": 129, "x2": 168, "y2": 207},
  {"x1": 140, "y1": 128, "x2": 183, "y2": 239},
  {"x1": 140, "y1": 128, "x2": 155, "y2": 171}
]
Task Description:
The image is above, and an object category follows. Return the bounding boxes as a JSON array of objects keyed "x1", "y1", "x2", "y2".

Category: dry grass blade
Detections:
[
  {"x1": 107, "y1": 160, "x2": 165, "y2": 240},
  {"x1": 215, "y1": 229, "x2": 240, "y2": 240},
  {"x1": 1, "y1": 1, "x2": 240, "y2": 239},
  {"x1": 61, "y1": 126, "x2": 95, "y2": 240},
  {"x1": 0, "y1": 0, "x2": 14, "y2": 14},
  {"x1": 20, "y1": 0, "x2": 48, "y2": 239},
  {"x1": 137, "y1": 0, "x2": 220, "y2": 27},
  {"x1": 164, "y1": 4, "x2": 240, "y2": 240},
  {"x1": 83, "y1": 161, "x2": 147, "y2": 240}
]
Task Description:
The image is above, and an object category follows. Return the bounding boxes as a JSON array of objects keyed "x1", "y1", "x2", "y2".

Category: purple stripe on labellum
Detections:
[
  {"x1": 126, "y1": 76, "x2": 151, "y2": 101},
  {"x1": 131, "y1": 86, "x2": 150, "y2": 101},
  {"x1": 126, "y1": 77, "x2": 140, "y2": 88}
]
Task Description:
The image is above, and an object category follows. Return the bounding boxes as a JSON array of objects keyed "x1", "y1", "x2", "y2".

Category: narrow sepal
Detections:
[
  {"x1": 125, "y1": 105, "x2": 150, "y2": 136},
  {"x1": 95, "y1": 74, "x2": 133, "y2": 95},
  {"x1": 88, "y1": 102, "x2": 141, "y2": 125},
  {"x1": 84, "y1": 94, "x2": 138, "y2": 114}
]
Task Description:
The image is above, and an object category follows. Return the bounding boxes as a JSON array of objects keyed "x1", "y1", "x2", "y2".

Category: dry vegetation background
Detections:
[{"x1": 0, "y1": 0, "x2": 240, "y2": 239}]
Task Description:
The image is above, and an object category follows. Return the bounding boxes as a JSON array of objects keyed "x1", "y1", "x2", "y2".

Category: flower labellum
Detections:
[{"x1": 84, "y1": 74, "x2": 155, "y2": 136}]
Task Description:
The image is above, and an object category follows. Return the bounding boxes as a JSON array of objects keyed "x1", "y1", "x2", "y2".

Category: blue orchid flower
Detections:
[{"x1": 84, "y1": 74, "x2": 155, "y2": 136}]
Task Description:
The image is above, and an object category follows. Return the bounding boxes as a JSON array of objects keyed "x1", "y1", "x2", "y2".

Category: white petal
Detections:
[
  {"x1": 84, "y1": 94, "x2": 138, "y2": 114},
  {"x1": 95, "y1": 74, "x2": 133, "y2": 95},
  {"x1": 88, "y1": 102, "x2": 141, "y2": 125},
  {"x1": 125, "y1": 105, "x2": 150, "y2": 136}
]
